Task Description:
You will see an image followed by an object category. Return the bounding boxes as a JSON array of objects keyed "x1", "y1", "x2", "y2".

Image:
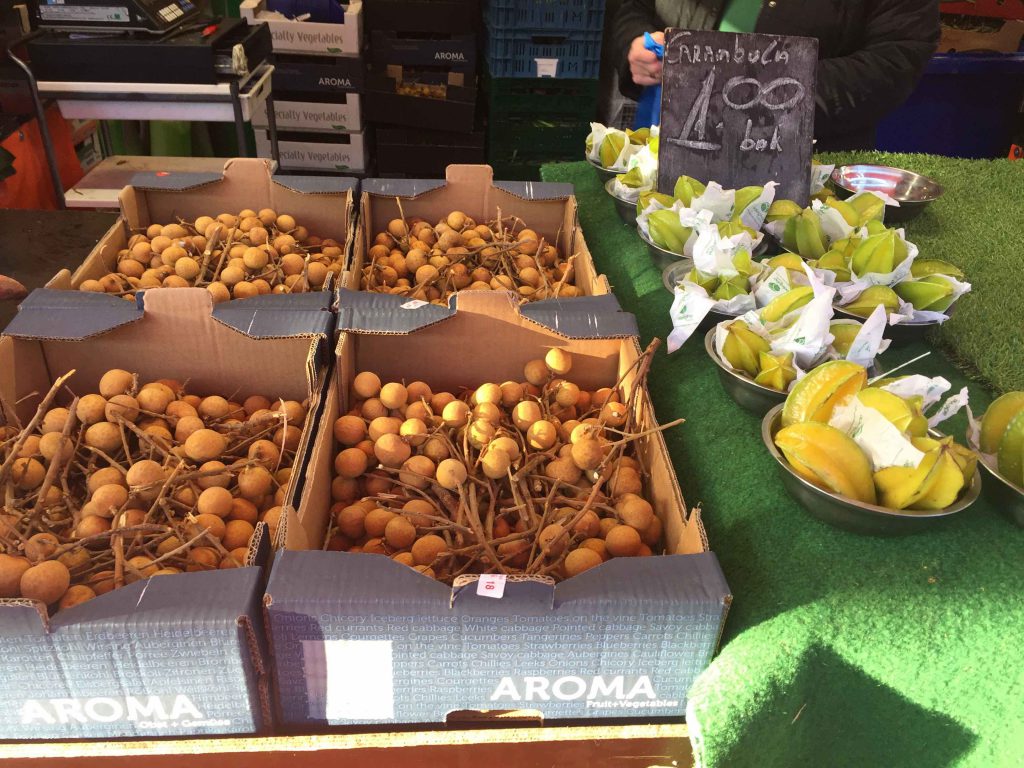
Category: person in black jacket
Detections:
[{"x1": 614, "y1": 0, "x2": 941, "y2": 150}]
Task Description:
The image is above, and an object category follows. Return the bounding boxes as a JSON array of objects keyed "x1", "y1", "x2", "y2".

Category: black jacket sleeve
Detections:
[
  {"x1": 613, "y1": 0, "x2": 662, "y2": 100},
  {"x1": 814, "y1": 0, "x2": 939, "y2": 142}
]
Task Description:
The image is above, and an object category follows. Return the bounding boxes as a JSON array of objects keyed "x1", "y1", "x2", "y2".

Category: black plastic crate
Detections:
[
  {"x1": 484, "y1": 75, "x2": 598, "y2": 119},
  {"x1": 485, "y1": 0, "x2": 605, "y2": 33},
  {"x1": 364, "y1": 0, "x2": 481, "y2": 34},
  {"x1": 365, "y1": 65, "x2": 478, "y2": 132},
  {"x1": 271, "y1": 53, "x2": 365, "y2": 95},
  {"x1": 375, "y1": 126, "x2": 485, "y2": 176},
  {"x1": 484, "y1": 26, "x2": 601, "y2": 78},
  {"x1": 487, "y1": 117, "x2": 590, "y2": 158}
]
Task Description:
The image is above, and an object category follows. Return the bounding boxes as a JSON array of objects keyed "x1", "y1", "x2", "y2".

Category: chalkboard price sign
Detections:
[{"x1": 658, "y1": 29, "x2": 818, "y2": 204}]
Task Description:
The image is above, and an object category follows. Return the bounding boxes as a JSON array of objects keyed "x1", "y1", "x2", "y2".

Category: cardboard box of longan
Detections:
[
  {"x1": 0, "y1": 288, "x2": 331, "y2": 739},
  {"x1": 46, "y1": 158, "x2": 357, "y2": 305},
  {"x1": 266, "y1": 290, "x2": 731, "y2": 728},
  {"x1": 347, "y1": 164, "x2": 610, "y2": 301}
]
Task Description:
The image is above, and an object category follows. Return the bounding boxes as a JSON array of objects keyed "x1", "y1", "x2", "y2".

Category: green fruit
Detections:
[
  {"x1": 849, "y1": 193, "x2": 886, "y2": 224},
  {"x1": 647, "y1": 209, "x2": 690, "y2": 253},
  {"x1": 980, "y1": 392, "x2": 1024, "y2": 454},
  {"x1": 911, "y1": 259, "x2": 964, "y2": 280},
  {"x1": 673, "y1": 175, "x2": 706, "y2": 206},
  {"x1": 851, "y1": 231, "x2": 898, "y2": 276},
  {"x1": 782, "y1": 216, "x2": 799, "y2": 252},
  {"x1": 767, "y1": 253, "x2": 805, "y2": 271},
  {"x1": 761, "y1": 286, "x2": 814, "y2": 323},
  {"x1": 754, "y1": 351, "x2": 796, "y2": 391},
  {"x1": 864, "y1": 220, "x2": 888, "y2": 236},
  {"x1": 636, "y1": 191, "x2": 674, "y2": 216},
  {"x1": 626, "y1": 127, "x2": 650, "y2": 145},
  {"x1": 722, "y1": 320, "x2": 770, "y2": 377},
  {"x1": 734, "y1": 185, "x2": 764, "y2": 215},
  {"x1": 685, "y1": 268, "x2": 720, "y2": 293},
  {"x1": 599, "y1": 133, "x2": 626, "y2": 167},
  {"x1": 894, "y1": 275, "x2": 955, "y2": 312},
  {"x1": 814, "y1": 249, "x2": 852, "y2": 282},
  {"x1": 825, "y1": 197, "x2": 859, "y2": 227},
  {"x1": 843, "y1": 285, "x2": 900, "y2": 318},
  {"x1": 713, "y1": 275, "x2": 749, "y2": 301},
  {"x1": 717, "y1": 220, "x2": 757, "y2": 239},
  {"x1": 766, "y1": 199, "x2": 802, "y2": 223},
  {"x1": 794, "y1": 210, "x2": 826, "y2": 259},
  {"x1": 616, "y1": 167, "x2": 645, "y2": 188},
  {"x1": 732, "y1": 248, "x2": 758, "y2": 277},
  {"x1": 997, "y1": 410, "x2": 1024, "y2": 487},
  {"x1": 829, "y1": 321, "x2": 861, "y2": 357}
]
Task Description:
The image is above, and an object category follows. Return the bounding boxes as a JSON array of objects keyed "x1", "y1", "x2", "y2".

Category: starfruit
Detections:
[
  {"x1": 734, "y1": 185, "x2": 764, "y2": 215},
  {"x1": 755, "y1": 351, "x2": 797, "y2": 391},
  {"x1": 713, "y1": 275, "x2": 749, "y2": 301},
  {"x1": 829, "y1": 320, "x2": 861, "y2": 357},
  {"x1": 599, "y1": 132, "x2": 627, "y2": 168},
  {"x1": 722, "y1": 320, "x2": 770, "y2": 376},
  {"x1": 979, "y1": 391, "x2": 1024, "y2": 454},
  {"x1": 717, "y1": 220, "x2": 757, "y2": 240},
  {"x1": 851, "y1": 230, "x2": 907, "y2": 277},
  {"x1": 794, "y1": 209, "x2": 827, "y2": 259},
  {"x1": 781, "y1": 360, "x2": 867, "y2": 426},
  {"x1": 732, "y1": 248, "x2": 758, "y2": 277},
  {"x1": 842, "y1": 285, "x2": 900, "y2": 318},
  {"x1": 825, "y1": 196, "x2": 859, "y2": 227},
  {"x1": 998, "y1": 410, "x2": 1024, "y2": 487},
  {"x1": 766, "y1": 199, "x2": 802, "y2": 223},
  {"x1": 761, "y1": 286, "x2": 814, "y2": 323},
  {"x1": 774, "y1": 421, "x2": 877, "y2": 504},
  {"x1": 636, "y1": 190, "x2": 674, "y2": 217},
  {"x1": 895, "y1": 275, "x2": 956, "y2": 312},
  {"x1": 626, "y1": 127, "x2": 650, "y2": 145},
  {"x1": 856, "y1": 388, "x2": 915, "y2": 434},
  {"x1": 814, "y1": 248, "x2": 853, "y2": 282},
  {"x1": 849, "y1": 193, "x2": 886, "y2": 224},
  {"x1": 685, "y1": 268, "x2": 720, "y2": 293},
  {"x1": 615, "y1": 167, "x2": 646, "y2": 189},
  {"x1": 767, "y1": 253, "x2": 805, "y2": 271},
  {"x1": 910, "y1": 259, "x2": 964, "y2": 280},
  {"x1": 647, "y1": 209, "x2": 690, "y2": 254},
  {"x1": 673, "y1": 175, "x2": 706, "y2": 206}
]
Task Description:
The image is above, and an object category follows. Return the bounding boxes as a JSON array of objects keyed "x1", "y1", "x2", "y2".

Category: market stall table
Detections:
[{"x1": 542, "y1": 153, "x2": 1024, "y2": 768}]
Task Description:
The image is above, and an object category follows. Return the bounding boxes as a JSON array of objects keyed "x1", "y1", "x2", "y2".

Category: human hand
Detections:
[{"x1": 628, "y1": 31, "x2": 664, "y2": 86}]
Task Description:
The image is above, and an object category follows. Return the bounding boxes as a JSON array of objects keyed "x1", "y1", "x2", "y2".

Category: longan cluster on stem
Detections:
[
  {"x1": 326, "y1": 341, "x2": 679, "y2": 583},
  {"x1": 361, "y1": 209, "x2": 580, "y2": 303},
  {"x1": 0, "y1": 369, "x2": 308, "y2": 613},
  {"x1": 79, "y1": 210, "x2": 344, "y2": 302}
]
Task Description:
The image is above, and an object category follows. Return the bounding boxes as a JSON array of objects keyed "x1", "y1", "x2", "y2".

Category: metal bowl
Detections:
[
  {"x1": 833, "y1": 300, "x2": 956, "y2": 347},
  {"x1": 586, "y1": 156, "x2": 618, "y2": 183},
  {"x1": 705, "y1": 328, "x2": 786, "y2": 414},
  {"x1": 830, "y1": 164, "x2": 944, "y2": 224},
  {"x1": 604, "y1": 178, "x2": 638, "y2": 225},
  {"x1": 977, "y1": 460, "x2": 1024, "y2": 529},
  {"x1": 762, "y1": 404, "x2": 981, "y2": 535}
]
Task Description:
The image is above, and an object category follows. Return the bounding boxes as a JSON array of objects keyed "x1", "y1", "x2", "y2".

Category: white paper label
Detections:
[
  {"x1": 477, "y1": 573, "x2": 507, "y2": 598},
  {"x1": 304, "y1": 639, "x2": 395, "y2": 720},
  {"x1": 400, "y1": 299, "x2": 429, "y2": 310},
  {"x1": 535, "y1": 58, "x2": 559, "y2": 77},
  {"x1": 830, "y1": 399, "x2": 925, "y2": 470}
]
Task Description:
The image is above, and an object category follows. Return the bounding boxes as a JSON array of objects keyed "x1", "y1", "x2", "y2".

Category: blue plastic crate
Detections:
[
  {"x1": 485, "y1": 27, "x2": 602, "y2": 78},
  {"x1": 485, "y1": 0, "x2": 605, "y2": 33}
]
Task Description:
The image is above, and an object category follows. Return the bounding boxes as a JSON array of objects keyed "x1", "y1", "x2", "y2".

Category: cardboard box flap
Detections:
[
  {"x1": 0, "y1": 602, "x2": 49, "y2": 637},
  {"x1": 362, "y1": 178, "x2": 447, "y2": 197},
  {"x1": 336, "y1": 289, "x2": 638, "y2": 339},
  {"x1": 51, "y1": 568, "x2": 265, "y2": 630},
  {"x1": 4, "y1": 289, "x2": 142, "y2": 340},
  {"x1": 212, "y1": 294, "x2": 334, "y2": 339},
  {"x1": 127, "y1": 171, "x2": 225, "y2": 191},
  {"x1": 272, "y1": 175, "x2": 359, "y2": 195},
  {"x1": 267, "y1": 550, "x2": 450, "y2": 604},
  {"x1": 553, "y1": 553, "x2": 731, "y2": 607},
  {"x1": 493, "y1": 181, "x2": 574, "y2": 200}
]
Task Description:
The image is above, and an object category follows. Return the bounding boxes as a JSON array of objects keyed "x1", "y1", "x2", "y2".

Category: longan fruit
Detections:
[
  {"x1": 599, "y1": 517, "x2": 619, "y2": 538},
  {"x1": 41, "y1": 407, "x2": 70, "y2": 434},
  {"x1": 197, "y1": 486, "x2": 234, "y2": 518},
  {"x1": 605, "y1": 525, "x2": 642, "y2": 557},
  {"x1": 20, "y1": 560, "x2": 70, "y2": 604},
  {"x1": 184, "y1": 429, "x2": 227, "y2": 463},
  {"x1": 545, "y1": 348, "x2": 572, "y2": 375},
  {"x1": 379, "y1": 382, "x2": 408, "y2": 410},
  {"x1": 512, "y1": 401, "x2": 542, "y2": 430},
  {"x1": 441, "y1": 400, "x2": 470, "y2": 428},
  {"x1": 58, "y1": 584, "x2": 96, "y2": 611},
  {"x1": 526, "y1": 420, "x2": 557, "y2": 451},
  {"x1": 137, "y1": 384, "x2": 175, "y2": 414},
  {"x1": 1, "y1": 554, "x2": 32, "y2": 596},
  {"x1": 238, "y1": 466, "x2": 273, "y2": 500},
  {"x1": 353, "y1": 372, "x2": 382, "y2": 399},
  {"x1": 641, "y1": 515, "x2": 663, "y2": 548},
  {"x1": 99, "y1": 369, "x2": 135, "y2": 398},
  {"x1": 229, "y1": 497, "x2": 260, "y2": 525},
  {"x1": 196, "y1": 460, "x2": 231, "y2": 489},
  {"x1": 274, "y1": 425, "x2": 303, "y2": 452},
  {"x1": 187, "y1": 547, "x2": 220, "y2": 571},
  {"x1": 564, "y1": 548, "x2": 603, "y2": 577},
  {"x1": 11, "y1": 457, "x2": 45, "y2": 490},
  {"x1": 91, "y1": 483, "x2": 128, "y2": 518},
  {"x1": 223, "y1": 520, "x2": 255, "y2": 550},
  {"x1": 579, "y1": 537, "x2": 609, "y2": 560},
  {"x1": 384, "y1": 517, "x2": 417, "y2": 550},
  {"x1": 411, "y1": 534, "x2": 446, "y2": 566},
  {"x1": 198, "y1": 395, "x2": 231, "y2": 420},
  {"x1": 615, "y1": 493, "x2": 654, "y2": 531},
  {"x1": 175, "y1": 256, "x2": 201, "y2": 281},
  {"x1": 125, "y1": 459, "x2": 164, "y2": 488},
  {"x1": 480, "y1": 447, "x2": 512, "y2": 480},
  {"x1": 335, "y1": 447, "x2": 369, "y2": 478},
  {"x1": 524, "y1": 359, "x2": 549, "y2": 386},
  {"x1": 401, "y1": 499, "x2": 435, "y2": 528},
  {"x1": 608, "y1": 466, "x2": 643, "y2": 497},
  {"x1": 368, "y1": 416, "x2": 402, "y2": 442},
  {"x1": 399, "y1": 418, "x2": 429, "y2": 446},
  {"x1": 174, "y1": 415, "x2": 205, "y2": 443},
  {"x1": 105, "y1": 394, "x2": 140, "y2": 423},
  {"x1": 194, "y1": 513, "x2": 226, "y2": 540},
  {"x1": 538, "y1": 523, "x2": 567, "y2": 557},
  {"x1": 362, "y1": 508, "x2": 395, "y2": 539},
  {"x1": 422, "y1": 436, "x2": 450, "y2": 464},
  {"x1": 374, "y1": 433, "x2": 411, "y2": 468},
  {"x1": 436, "y1": 458, "x2": 468, "y2": 489},
  {"x1": 76, "y1": 515, "x2": 111, "y2": 539},
  {"x1": 572, "y1": 510, "x2": 602, "y2": 538},
  {"x1": 207, "y1": 282, "x2": 231, "y2": 303}
]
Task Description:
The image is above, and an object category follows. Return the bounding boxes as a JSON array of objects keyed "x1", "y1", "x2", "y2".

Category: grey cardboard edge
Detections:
[
  {"x1": 127, "y1": 171, "x2": 225, "y2": 191},
  {"x1": 265, "y1": 550, "x2": 730, "y2": 610},
  {"x1": 3, "y1": 289, "x2": 142, "y2": 340},
  {"x1": 212, "y1": 295, "x2": 334, "y2": 339},
  {"x1": 336, "y1": 288, "x2": 638, "y2": 339},
  {"x1": 272, "y1": 175, "x2": 359, "y2": 195},
  {"x1": 361, "y1": 178, "x2": 573, "y2": 201}
]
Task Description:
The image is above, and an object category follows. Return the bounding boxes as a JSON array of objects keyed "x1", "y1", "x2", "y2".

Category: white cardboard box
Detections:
[
  {"x1": 255, "y1": 130, "x2": 367, "y2": 173},
  {"x1": 252, "y1": 95, "x2": 362, "y2": 133},
  {"x1": 240, "y1": 0, "x2": 362, "y2": 56}
]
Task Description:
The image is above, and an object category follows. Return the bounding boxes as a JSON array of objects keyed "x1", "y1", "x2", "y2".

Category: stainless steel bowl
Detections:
[
  {"x1": 832, "y1": 301, "x2": 956, "y2": 347},
  {"x1": 638, "y1": 223, "x2": 687, "y2": 271},
  {"x1": 604, "y1": 178, "x2": 638, "y2": 225},
  {"x1": 705, "y1": 328, "x2": 786, "y2": 415},
  {"x1": 586, "y1": 156, "x2": 618, "y2": 183},
  {"x1": 762, "y1": 404, "x2": 981, "y2": 535},
  {"x1": 830, "y1": 164, "x2": 944, "y2": 223},
  {"x1": 977, "y1": 460, "x2": 1024, "y2": 528}
]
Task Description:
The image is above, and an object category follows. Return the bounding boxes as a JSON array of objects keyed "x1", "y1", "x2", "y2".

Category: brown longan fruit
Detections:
[
  {"x1": 20, "y1": 560, "x2": 70, "y2": 604},
  {"x1": 274, "y1": 425, "x2": 303, "y2": 452},
  {"x1": 411, "y1": 534, "x2": 446, "y2": 566},
  {"x1": 16, "y1": 435, "x2": 40, "y2": 459},
  {"x1": 184, "y1": 429, "x2": 228, "y2": 463},
  {"x1": 539, "y1": 524, "x2": 568, "y2": 557},
  {"x1": 608, "y1": 466, "x2": 643, "y2": 497},
  {"x1": 401, "y1": 499, "x2": 435, "y2": 528},
  {"x1": 194, "y1": 513, "x2": 226, "y2": 540},
  {"x1": 11, "y1": 457, "x2": 45, "y2": 490},
  {"x1": 579, "y1": 537, "x2": 609, "y2": 560},
  {"x1": 76, "y1": 515, "x2": 111, "y2": 538},
  {"x1": 374, "y1": 433, "x2": 411, "y2": 468},
  {"x1": 223, "y1": 520, "x2": 255, "y2": 550},
  {"x1": 137, "y1": 385, "x2": 175, "y2": 414},
  {"x1": 598, "y1": 517, "x2": 619, "y2": 538},
  {"x1": 229, "y1": 498, "x2": 260, "y2": 525},
  {"x1": 187, "y1": 547, "x2": 220, "y2": 571},
  {"x1": 364, "y1": 508, "x2": 397, "y2": 539},
  {"x1": 84, "y1": 422, "x2": 122, "y2": 454},
  {"x1": 125, "y1": 459, "x2": 164, "y2": 488},
  {"x1": 91, "y1": 483, "x2": 129, "y2": 518},
  {"x1": 441, "y1": 400, "x2": 470, "y2": 428},
  {"x1": 527, "y1": 420, "x2": 557, "y2": 451},
  {"x1": 641, "y1": 515, "x2": 663, "y2": 548},
  {"x1": 368, "y1": 416, "x2": 402, "y2": 442},
  {"x1": 353, "y1": 372, "x2": 382, "y2": 399},
  {"x1": 174, "y1": 415, "x2": 205, "y2": 443},
  {"x1": 0, "y1": 554, "x2": 31, "y2": 597},
  {"x1": 605, "y1": 525, "x2": 642, "y2": 557},
  {"x1": 207, "y1": 282, "x2": 231, "y2": 303},
  {"x1": 436, "y1": 458, "x2": 468, "y2": 489},
  {"x1": 335, "y1": 447, "x2": 369, "y2": 478},
  {"x1": 544, "y1": 348, "x2": 572, "y2": 375},
  {"x1": 99, "y1": 369, "x2": 135, "y2": 398},
  {"x1": 333, "y1": 415, "x2": 366, "y2": 446},
  {"x1": 197, "y1": 460, "x2": 231, "y2": 489},
  {"x1": 58, "y1": 584, "x2": 97, "y2": 611},
  {"x1": 41, "y1": 407, "x2": 70, "y2": 434},
  {"x1": 564, "y1": 547, "x2": 603, "y2": 577},
  {"x1": 384, "y1": 517, "x2": 417, "y2": 550},
  {"x1": 105, "y1": 394, "x2": 140, "y2": 423},
  {"x1": 379, "y1": 382, "x2": 408, "y2": 410},
  {"x1": 336, "y1": 505, "x2": 366, "y2": 539},
  {"x1": 197, "y1": 486, "x2": 233, "y2": 518},
  {"x1": 238, "y1": 466, "x2": 273, "y2": 500},
  {"x1": 524, "y1": 359, "x2": 549, "y2": 387},
  {"x1": 615, "y1": 493, "x2": 654, "y2": 531}
]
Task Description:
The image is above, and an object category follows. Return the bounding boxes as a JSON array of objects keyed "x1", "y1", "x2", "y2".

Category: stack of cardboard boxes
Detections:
[
  {"x1": 242, "y1": 0, "x2": 368, "y2": 173},
  {"x1": 364, "y1": 0, "x2": 485, "y2": 177}
]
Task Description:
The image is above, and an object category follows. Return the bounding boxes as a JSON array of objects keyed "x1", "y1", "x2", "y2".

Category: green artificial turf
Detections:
[{"x1": 542, "y1": 156, "x2": 1024, "y2": 768}]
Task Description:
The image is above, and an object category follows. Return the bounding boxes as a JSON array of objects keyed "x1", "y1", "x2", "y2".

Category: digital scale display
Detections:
[{"x1": 33, "y1": 0, "x2": 199, "y2": 33}]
